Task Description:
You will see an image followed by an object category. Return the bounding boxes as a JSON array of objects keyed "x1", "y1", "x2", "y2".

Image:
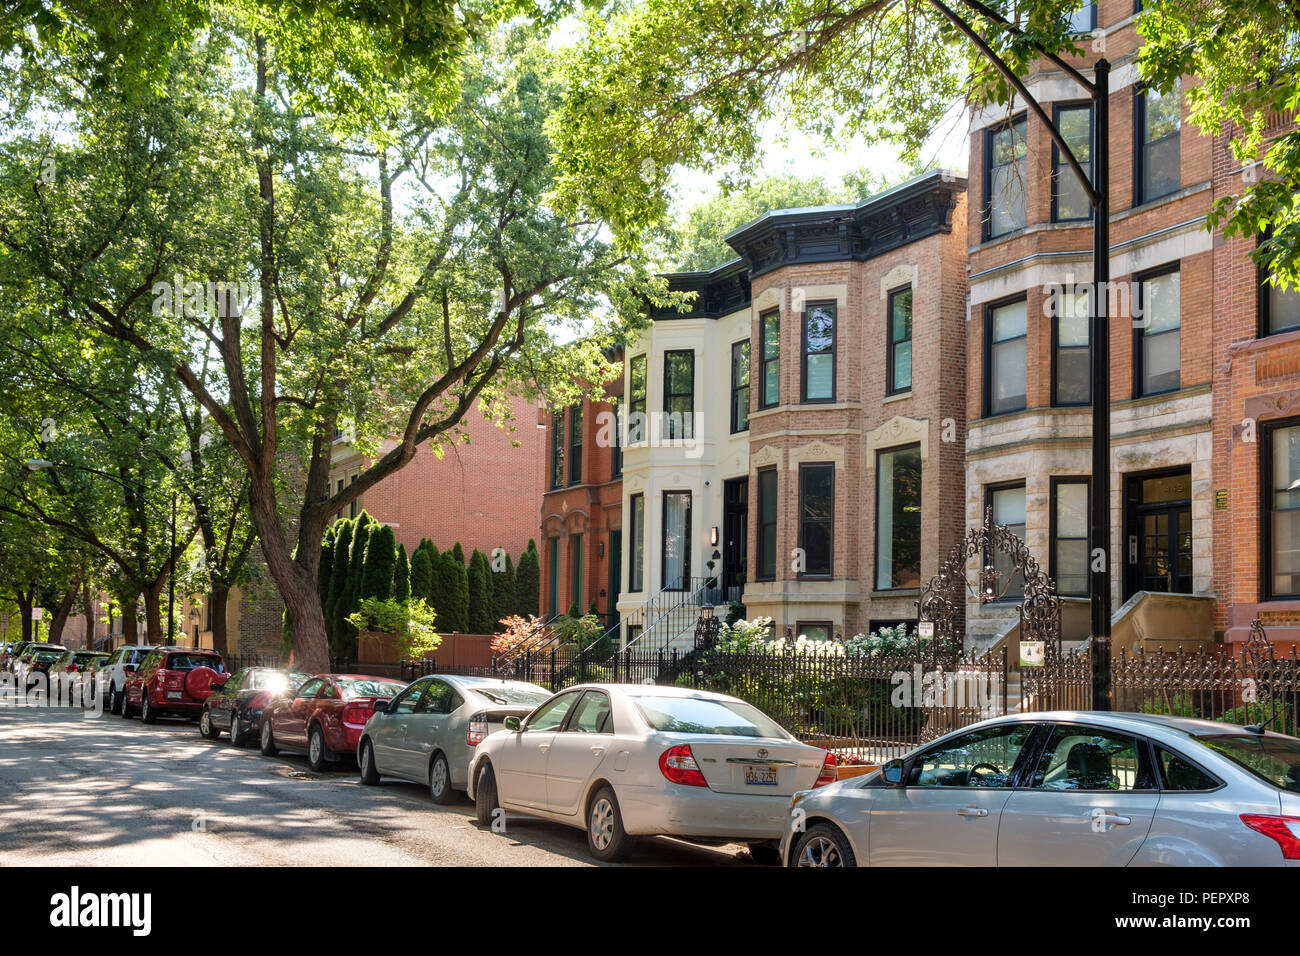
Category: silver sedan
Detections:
[
  {"x1": 357, "y1": 675, "x2": 552, "y2": 803},
  {"x1": 782, "y1": 711, "x2": 1300, "y2": 866}
]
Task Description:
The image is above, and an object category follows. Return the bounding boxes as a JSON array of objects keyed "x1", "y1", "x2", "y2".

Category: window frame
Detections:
[
  {"x1": 1051, "y1": 287, "x2": 1092, "y2": 407},
  {"x1": 797, "y1": 462, "x2": 835, "y2": 580},
  {"x1": 874, "y1": 443, "x2": 923, "y2": 592},
  {"x1": 1135, "y1": 81, "x2": 1182, "y2": 206},
  {"x1": 570, "y1": 532, "x2": 584, "y2": 609},
  {"x1": 983, "y1": 114, "x2": 1028, "y2": 241},
  {"x1": 984, "y1": 294, "x2": 1029, "y2": 417},
  {"x1": 568, "y1": 404, "x2": 582, "y2": 486},
  {"x1": 1049, "y1": 477, "x2": 1091, "y2": 598},
  {"x1": 731, "y1": 338, "x2": 751, "y2": 433},
  {"x1": 760, "y1": 308, "x2": 780, "y2": 408},
  {"x1": 662, "y1": 349, "x2": 695, "y2": 440},
  {"x1": 550, "y1": 410, "x2": 565, "y2": 489},
  {"x1": 985, "y1": 480, "x2": 1028, "y2": 603},
  {"x1": 801, "y1": 300, "x2": 837, "y2": 403},
  {"x1": 1132, "y1": 263, "x2": 1182, "y2": 399},
  {"x1": 1028, "y1": 722, "x2": 1160, "y2": 793},
  {"x1": 755, "y1": 466, "x2": 778, "y2": 581},
  {"x1": 886, "y1": 286, "x2": 914, "y2": 396},
  {"x1": 628, "y1": 354, "x2": 647, "y2": 444},
  {"x1": 1051, "y1": 101, "x2": 1094, "y2": 224},
  {"x1": 1262, "y1": 416, "x2": 1300, "y2": 600},
  {"x1": 1257, "y1": 231, "x2": 1300, "y2": 338},
  {"x1": 661, "y1": 490, "x2": 693, "y2": 591},
  {"x1": 628, "y1": 493, "x2": 645, "y2": 592},
  {"x1": 795, "y1": 621, "x2": 834, "y2": 643}
]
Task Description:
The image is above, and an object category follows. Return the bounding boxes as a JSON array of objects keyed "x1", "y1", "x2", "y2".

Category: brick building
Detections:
[
  {"x1": 539, "y1": 358, "x2": 625, "y2": 627},
  {"x1": 619, "y1": 171, "x2": 970, "y2": 648}
]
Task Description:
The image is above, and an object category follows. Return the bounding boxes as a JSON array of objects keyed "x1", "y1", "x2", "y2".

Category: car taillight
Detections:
[
  {"x1": 1241, "y1": 814, "x2": 1300, "y2": 859},
  {"x1": 467, "y1": 713, "x2": 489, "y2": 746},
  {"x1": 341, "y1": 702, "x2": 374, "y2": 727},
  {"x1": 814, "y1": 751, "x2": 838, "y2": 788},
  {"x1": 66, "y1": 664, "x2": 79, "y2": 673},
  {"x1": 659, "y1": 744, "x2": 708, "y2": 787}
]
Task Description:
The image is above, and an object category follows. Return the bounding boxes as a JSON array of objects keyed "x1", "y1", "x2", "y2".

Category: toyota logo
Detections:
[{"x1": 757, "y1": 748, "x2": 769, "y2": 759}]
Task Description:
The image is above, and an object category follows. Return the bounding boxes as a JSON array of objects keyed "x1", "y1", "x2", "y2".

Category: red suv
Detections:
[{"x1": 123, "y1": 648, "x2": 229, "y2": 724}]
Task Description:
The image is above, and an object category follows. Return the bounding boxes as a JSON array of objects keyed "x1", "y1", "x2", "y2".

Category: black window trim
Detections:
[
  {"x1": 874, "y1": 441, "x2": 922, "y2": 593},
  {"x1": 983, "y1": 113, "x2": 1028, "y2": 241},
  {"x1": 1262, "y1": 415, "x2": 1300, "y2": 600},
  {"x1": 901, "y1": 721, "x2": 1048, "y2": 790},
  {"x1": 1048, "y1": 476, "x2": 1092, "y2": 598},
  {"x1": 661, "y1": 489, "x2": 692, "y2": 591},
  {"x1": 568, "y1": 404, "x2": 582, "y2": 486},
  {"x1": 1050, "y1": 100, "x2": 1095, "y2": 224},
  {"x1": 662, "y1": 348, "x2": 696, "y2": 439},
  {"x1": 797, "y1": 461, "x2": 835, "y2": 580},
  {"x1": 730, "y1": 338, "x2": 751, "y2": 433},
  {"x1": 886, "y1": 285, "x2": 914, "y2": 397},
  {"x1": 985, "y1": 479, "x2": 1028, "y2": 604},
  {"x1": 800, "y1": 299, "x2": 837, "y2": 404},
  {"x1": 760, "y1": 308, "x2": 780, "y2": 409},
  {"x1": 550, "y1": 410, "x2": 565, "y2": 489},
  {"x1": 1132, "y1": 261, "x2": 1182, "y2": 400},
  {"x1": 984, "y1": 293, "x2": 1029, "y2": 418},
  {"x1": 628, "y1": 353, "x2": 647, "y2": 444},
  {"x1": 1029, "y1": 720, "x2": 1161, "y2": 794},
  {"x1": 1150, "y1": 740, "x2": 1226, "y2": 793},
  {"x1": 755, "y1": 465, "x2": 778, "y2": 581},
  {"x1": 1050, "y1": 285, "x2": 1092, "y2": 407},
  {"x1": 1257, "y1": 230, "x2": 1300, "y2": 338},
  {"x1": 1134, "y1": 81, "x2": 1182, "y2": 208},
  {"x1": 628, "y1": 492, "x2": 645, "y2": 592}
]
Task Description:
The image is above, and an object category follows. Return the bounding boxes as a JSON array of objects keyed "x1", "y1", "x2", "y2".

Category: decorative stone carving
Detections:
[
  {"x1": 865, "y1": 415, "x2": 930, "y2": 467},
  {"x1": 880, "y1": 264, "x2": 918, "y2": 299},
  {"x1": 750, "y1": 445, "x2": 783, "y2": 469},
  {"x1": 790, "y1": 439, "x2": 846, "y2": 470}
]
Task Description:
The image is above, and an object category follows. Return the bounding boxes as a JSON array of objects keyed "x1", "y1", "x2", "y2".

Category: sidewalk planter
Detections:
[{"x1": 836, "y1": 764, "x2": 879, "y2": 780}]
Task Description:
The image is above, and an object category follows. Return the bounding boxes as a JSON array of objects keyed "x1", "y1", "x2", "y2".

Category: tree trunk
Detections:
[
  {"x1": 123, "y1": 603, "x2": 138, "y2": 643},
  {"x1": 143, "y1": 586, "x2": 164, "y2": 645},
  {"x1": 18, "y1": 593, "x2": 33, "y2": 642},
  {"x1": 82, "y1": 583, "x2": 96, "y2": 647},
  {"x1": 209, "y1": 585, "x2": 231, "y2": 657},
  {"x1": 47, "y1": 589, "x2": 77, "y2": 645}
]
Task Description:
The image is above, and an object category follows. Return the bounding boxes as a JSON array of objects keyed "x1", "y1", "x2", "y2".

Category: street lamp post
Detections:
[{"x1": 168, "y1": 493, "x2": 176, "y2": 645}]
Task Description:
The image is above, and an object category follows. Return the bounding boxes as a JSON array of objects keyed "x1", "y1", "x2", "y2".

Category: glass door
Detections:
[{"x1": 1125, "y1": 469, "x2": 1193, "y2": 596}]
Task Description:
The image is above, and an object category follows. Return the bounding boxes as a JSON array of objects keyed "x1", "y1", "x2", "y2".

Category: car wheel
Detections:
[
  {"x1": 307, "y1": 725, "x2": 331, "y2": 772},
  {"x1": 260, "y1": 720, "x2": 278, "y2": 756},
  {"x1": 429, "y1": 753, "x2": 454, "y2": 805},
  {"x1": 108, "y1": 686, "x2": 121, "y2": 716},
  {"x1": 199, "y1": 708, "x2": 220, "y2": 740},
  {"x1": 586, "y1": 786, "x2": 636, "y2": 863},
  {"x1": 229, "y1": 714, "x2": 243, "y2": 748},
  {"x1": 121, "y1": 691, "x2": 136, "y2": 720},
  {"x1": 140, "y1": 693, "x2": 157, "y2": 724},
  {"x1": 474, "y1": 763, "x2": 499, "y2": 828},
  {"x1": 791, "y1": 823, "x2": 856, "y2": 868},
  {"x1": 358, "y1": 740, "x2": 380, "y2": 785}
]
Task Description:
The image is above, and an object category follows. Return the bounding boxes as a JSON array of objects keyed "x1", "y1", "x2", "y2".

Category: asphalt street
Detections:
[{"x1": 0, "y1": 705, "x2": 752, "y2": 867}]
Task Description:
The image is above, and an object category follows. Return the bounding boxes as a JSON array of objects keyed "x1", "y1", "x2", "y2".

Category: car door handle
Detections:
[
  {"x1": 538, "y1": 743, "x2": 550, "y2": 752},
  {"x1": 590, "y1": 745, "x2": 605, "y2": 755},
  {"x1": 955, "y1": 807, "x2": 989, "y2": 817},
  {"x1": 1092, "y1": 811, "x2": 1132, "y2": 826}
]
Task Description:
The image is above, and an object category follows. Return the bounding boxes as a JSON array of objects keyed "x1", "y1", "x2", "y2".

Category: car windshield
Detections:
[
  {"x1": 634, "y1": 695, "x2": 790, "y2": 739},
  {"x1": 338, "y1": 679, "x2": 406, "y2": 699},
  {"x1": 1194, "y1": 733, "x2": 1300, "y2": 793},
  {"x1": 34, "y1": 651, "x2": 62, "y2": 663},
  {"x1": 166, "y1": 654, "x2": 223, "y2": 672},
  {"x1": 470, "y1": 684, "x2": 552, "y2": 706}
]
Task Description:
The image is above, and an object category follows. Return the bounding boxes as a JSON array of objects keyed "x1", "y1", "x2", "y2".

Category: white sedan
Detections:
[{"x1": 467, "y1": 682, "x2": 837, "y2": 862}]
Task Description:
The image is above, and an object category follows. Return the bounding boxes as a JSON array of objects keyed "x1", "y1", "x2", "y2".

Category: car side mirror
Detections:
[
  {"x1": 504, "y1": 716, "x2": 522, "y2": 732},
  {"x1": 375, "y1": 699, "x2": 391, "y2": 715},
  {"x1": 882, "y1": 758, "x2": 906, "y2": 787}
]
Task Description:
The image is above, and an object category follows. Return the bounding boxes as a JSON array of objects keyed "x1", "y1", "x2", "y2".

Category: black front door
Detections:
[
  {"x1": 723, "y1": 477, "x2": 748, "y2": 602},
  {"x1": 1125, "y1": 468, "x2": 1193, "y2": 597},
  {"x1": 607, "y1": 530, "x2": 621, "y2": 632}
]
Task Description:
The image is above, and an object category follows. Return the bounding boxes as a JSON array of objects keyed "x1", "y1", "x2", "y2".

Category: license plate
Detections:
[
  {"x1": 167, "y1": 691, "x2": 183, "y2": 699},
  {"x1": 744, "y1": 765, "x2": 779, "y2": 786}
]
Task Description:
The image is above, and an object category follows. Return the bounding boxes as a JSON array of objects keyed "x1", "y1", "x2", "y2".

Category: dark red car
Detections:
[
  {"x1": 122, "y1": 647, "x2": 229, "y2": 723},
  {"x1": 259, "y1": 674, "x2": 406, "y2": 772}
]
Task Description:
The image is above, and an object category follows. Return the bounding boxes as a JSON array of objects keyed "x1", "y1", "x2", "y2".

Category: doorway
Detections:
[
  {"x1": 607, "y1": 530, "x2": 621, "y2": 632},
  {"x1": 1124, "y1": 467, "x2": 1193, "y2": 597},
  {"x1": 723, "y1": 477, "x2": 748, "y2": 603}
]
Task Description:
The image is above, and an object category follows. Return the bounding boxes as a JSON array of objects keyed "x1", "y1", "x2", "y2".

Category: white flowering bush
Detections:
[{"x1": 844, "y1": 623, "x2": 920, "y2": 658}]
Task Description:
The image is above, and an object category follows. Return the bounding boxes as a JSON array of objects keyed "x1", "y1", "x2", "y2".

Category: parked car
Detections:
[
  {"x1": 782, "y1": 710, "x2": 1300, "y2": 867},
  {"x1": 199, "y1": 667, "x2": 311, "y2": 746},
  {"x1": 23, "y1": 646, "x2": 69, "y2": 690},
  {"x1": 122, "y1": 648, "x2": 229, "y2": 723},
  {"x1": 358, "y1": 675, "x2": 553, "y2": 803},
  {"x1": 48, "y1": 649, "x2": 110, "y2": 699},
  {"x1": 260, "y1": 674, "x2": 406, "y2": 772},
  {"x1": 0, "y1": 641, "x2": 23, "y2": 672},
  {"x1": 467, "y1": 683, "x2": 837, "y2": 863},
  {"x1": 98, "y1": 645, "x2": 159, "y2": 715}
]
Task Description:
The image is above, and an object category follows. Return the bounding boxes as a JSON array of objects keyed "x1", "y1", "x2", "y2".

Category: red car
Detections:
[
  {"x1": 122, "y1": 647, "x2": 229, "y2": 723},
  {"x1": 259, "y1": 674, "x2": 406, "y2": 772}
]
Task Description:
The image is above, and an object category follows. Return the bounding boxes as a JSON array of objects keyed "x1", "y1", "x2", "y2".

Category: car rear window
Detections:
[
  {"x1": 165, "y1": 654, "x2": 224, "y2": 672},
  {"x1": 470, "y1": 684, "x2": 552, "y2": 706},
  {"x1": 1193, "y1": 733, "x2": 1300, "y2": 793},
  {"x1": 633, "y1": 695, "x2": 789, "y2": 739},
  {"x1": 338, "y1": 679, "x2": 406, "y2": 699},
  {"x1": 252, "y1": 670, "x2": 311, "y2": 692}
]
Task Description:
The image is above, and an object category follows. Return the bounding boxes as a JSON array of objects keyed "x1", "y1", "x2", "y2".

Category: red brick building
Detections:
[{"x1": 539, "y1": 363, "x2": 625, "y2": 628}]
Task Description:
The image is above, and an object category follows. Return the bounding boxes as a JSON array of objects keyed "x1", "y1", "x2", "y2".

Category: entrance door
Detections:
[
  {"x1": 607, "y1": 530, "x2": 621, "y2": 632},
  {"x1": 723, "y1": 478, "x2": 748, "y2": 602},
  {"x1": 1125, "y1": 469, "x2": 1193, "y2": 597}
]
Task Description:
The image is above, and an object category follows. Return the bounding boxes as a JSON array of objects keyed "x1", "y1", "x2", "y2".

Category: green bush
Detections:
[
  {"x1": 361, "y1": 523, "x2": 397, "y2": 600},
  {"x1": 393, "y1": 544, "x2": 410, "y2": 603},
  {"x1": 347, "y1": 597, "x2": 442, "y2": 660}
]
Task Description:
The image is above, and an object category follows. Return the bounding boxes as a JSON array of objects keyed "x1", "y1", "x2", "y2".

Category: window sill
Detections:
[
  {"x1": 871, "y1": 588, "x2": 920, "y2": 599},
  {"x1": 883, "y1": 390, "x2": 912, "y2": 404}
]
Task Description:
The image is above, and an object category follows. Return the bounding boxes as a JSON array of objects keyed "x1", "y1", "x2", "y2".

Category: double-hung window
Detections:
[
  {"x1": 731, "y1": 340, "x2": 750, "y2": 432},
  {"x1": 985, "y1": 117, "x2": 1027, "y2": 238},
  {"x1": 802, "y1": 302, "x2": 836, "y2": 402},
  {"x1": 987, "y1": 298, "x2": 1028, "y2": 415},
  {"x1": 1136, "y1": 80, "x2": 1181, "y2": 204},
  {"x1": 760, "y1": 309, "x2": 780, "y2": 408},
  {"x1": 1135, "y1": 267, "x2": 1181, "y2": 397},
  {"x1": 887, "y1": 288, "x2": 913, "y2": 395},
  {"x1": 663, "y1": 349, "x2": 695, "y2": 440}
]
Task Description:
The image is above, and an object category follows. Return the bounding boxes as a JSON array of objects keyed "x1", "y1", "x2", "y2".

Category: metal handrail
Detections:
[{"x1": 620, "y1": 577, "x2": 714, "y2": 657}]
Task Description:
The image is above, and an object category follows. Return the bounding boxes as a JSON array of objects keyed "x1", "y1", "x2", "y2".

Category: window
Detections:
[
  {"x1": 731, "y1": 339, "x2": 750, "y2": 432},
  {"x1": 797, "y1": 621, "x2": 832, "y2": 642},
  {"x1": 1266, "y1": 422, "x2": 1300, "y2": 598},
  {"x1": 662, "y1": 491, "x2": 692, "y2": 589},
  {"x1": 1135, "y1": 268, "x2": 1181, "y2": 396},
  {"x1": 1155, "y1": 747, "x2": 1220, "y2": 791},
  {"x1": 985, "y1": 116, "x2": 1027, "y2": 238},
  {"x1": 1260, "y1": 235, "x2": 1300, "y2": 336},
  {"x1": 801, "y1": 301, "x2": 836, "y2": 402},
  {"x1": 628, "y1": 493, "x2": 645, "y2": 592},
  {"x1": 1066, "y1": 1, "x2": 1096, "y2": 33},
  {"x1": 348, "y1": 473, "x2": 359, "y2": 518},
  {"x1": 610, "y1": 398, "x2": 623, "y2": 478},
  {"x1": 986, "y1": 298, "x2": 1028, "y2": 415},
  {"x1": 547, "y1": 537, "x2": 560, "y2": 617},
  {"x1": 876, "y1": 445, "x2": 922, "y2": 590},
  {"x1": 525, "y1": 691, "x2": 579, "y2": 732},
  {"x1": 756, "y1": 468, "x2": 777, "y2": 580},
  {"x1": 628, "y1": 354, "x2": 647, "y2": 443},
  {"x1": 550, "y1": 411, "x2": 565, "y2": 489},
  {"x1": 1053, "y1": 288, "x2": 1091, "y2": 406},
  {"x1": 568, "y1": 405, "x2": 582, "y2": 485},
  {"x1": 798, "y1": 463, "x2": 834, "y2": 578},
  {"x1": 910, "y1": 723, "x2": 1036, "y2": 788},
  {"x1": 570, "y1": 533, "x2": 584, "y2": 608},
  {"x1": 567, "y1": 691, "x2": 613, "y2": 734},
  {"x1": 663, "y1": 349, "x2": 694, "y2": 440},
  {"x1": 988, "y1": 483, "x2": 1026, "y2": 600},
  {"x1": 1052, "y1": 103, "x2": 1093, "y2": 222},
  {"x1": 391, "y1": 679, "x2": 427, "y2": 715},
  {"x1": 760, "y1": 309, "x2": 780, "y2": 408},
  {"x1": 421, "y1": 679, "x2": 460, "y2": 716},
  {"x1": 1136, "y1": 80, "x2": 1181, "y2": 204},
  {"x1": 1051, "y1": 479, "x2": 1090, "y2": 597},
  {"x1": 1028, "y1": 726, "x2": 1154, "y2": 791},
  {"x1": 887, "y1": 287, "x2": 913, "y2": 394}
]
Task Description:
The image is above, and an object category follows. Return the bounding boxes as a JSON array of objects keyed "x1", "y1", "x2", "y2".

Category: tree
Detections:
[
  {"x1": 3, "y1": 20, "x2": 651, "y2": 672},
  {"x1": 467, "y1": 549, "x2": 493, "y2": 633},
  {"x1": 335, "y1": 515, "x2": 373, "y2": 656},
  {"x1": 323, "y1": 518, "x2": 354, "y2": 647},
  {"x1": 432, "y1": 550, "x2": 470, "y2": 633},
  {"x1": 394, "y1": 544, "x2": 410, "y2": 603},
  {"x1": 408, "y1": 540, "x2": 434, "y2": 604},
  {"x1": 361, "y1": 523, "x2": 397, "y2": 601},
  {"x1": 451, "y1": 542, "x2": 466, "y2": 567},
  {"x1": 515, "y1": 540, "x2": 541, "y2": 618},
  {"x1": 497, "y1": 551, "x2": 518, "y2": 620}
]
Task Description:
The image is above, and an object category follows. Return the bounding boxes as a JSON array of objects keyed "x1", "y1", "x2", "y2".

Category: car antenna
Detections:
[{"x1": 1245, "y1": 712, "x2": 1280, "y2": 735}]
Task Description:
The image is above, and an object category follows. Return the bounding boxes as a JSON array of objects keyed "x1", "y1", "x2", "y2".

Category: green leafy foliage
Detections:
[
  {"x1": 393, "y1": 544, "x2": 410, "y2": 604},
  {"x1": 361, "y1": 523, "x2": 397, "y2": 601}
]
